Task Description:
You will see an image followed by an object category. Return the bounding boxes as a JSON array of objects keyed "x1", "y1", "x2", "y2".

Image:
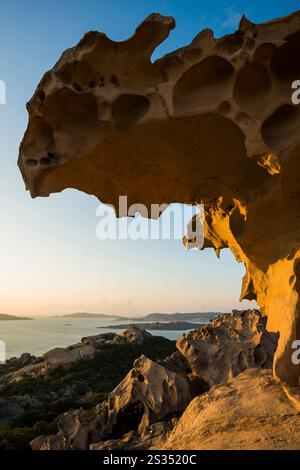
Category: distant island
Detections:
[
  {"x1": 120, "y1": 312, "x2": 223, "y2": 322},
  {"x1": 55, "y1": 312, "x2": 222, "y2": 322},
  {"x1": 98, "y1": 321, "x2": 207, "y2": 331},
  {"x1": 56, "y1": 313, "x2": 121, "y2": 319},
  {"x1": 0, "y1": 314, "x2": 32, "y2": 321}
]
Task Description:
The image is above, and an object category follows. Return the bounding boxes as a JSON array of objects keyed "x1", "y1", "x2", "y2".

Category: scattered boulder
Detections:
[
  {"x1": 102, "y1": 355, "x2": 192, "y2": 435},
  {"x1": 117, "y1": 326, "x2": 152, "y2": 345},
  {"x1": 81, "y1": 332, "x2": 116, "y2": 344},
  {"x1": 43, "y1": 343, "x2": 95, "y2": 371}
]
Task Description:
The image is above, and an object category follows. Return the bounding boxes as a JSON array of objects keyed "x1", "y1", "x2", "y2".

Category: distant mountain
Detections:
[
  {"x1": 120, "y1": 312, "x2": 223, "y2": 322},
  {"x1": 98, "y1": 321, "x2": 207, "y2": 331},
  {"x1": 0, "y1": 314, "x2": 32, "y2": 321},
  {"x1": 57, "y1": 313, "x2": 120, "y2": 319}
]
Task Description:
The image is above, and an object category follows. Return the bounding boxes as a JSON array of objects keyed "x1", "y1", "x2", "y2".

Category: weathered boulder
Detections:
[
  {"x1": 31, "y1": 354, "x2": 192, "y2": 450},
  {"x1": 117, "y1": 325, "x2": 152, "y2": 345},
  {"x1": 43, "y1": 343, "x2": 95, "y2": 371},
  {"x1": 82, "y1": 326, "x2": 151, "y2": 346},
  {"x1": 163, "y1": 368, "x2": 300, "y2": 450},
  {"x1": 176, "y1": 309, "x2": 278, "y2": 386},
  {"x1": 0, "y1": 361, "x2": 44, "y2": 385},
  {"x1": 18, "y1": 10, "x2": 300, "y2": 386},
  {"x1": 31, "y1": 434, "x2": 65, "y2": 451},
  {"x1": 31, "y1": 408, "x2": 103, "y2": 450},
  {"x1": 102, "y1": 355, "x2": 192, "y2": 435},
  {"x1": 81, "y1": 332, "x2": 116, "y2": 344}
]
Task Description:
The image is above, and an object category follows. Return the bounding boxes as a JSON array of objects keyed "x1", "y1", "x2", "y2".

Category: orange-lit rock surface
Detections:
[{"x1": 19, "y1": 11, "x2": 300, "y2": 386}]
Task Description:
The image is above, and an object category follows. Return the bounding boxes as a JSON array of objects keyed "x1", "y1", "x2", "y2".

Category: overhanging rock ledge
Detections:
[{"x1": 19, "y1": 11, "x2": 300, "y2": 386}]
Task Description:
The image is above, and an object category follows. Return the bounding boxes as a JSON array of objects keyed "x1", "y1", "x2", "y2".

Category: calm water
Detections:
[{"x1": 0, "y1": 317, "x2": 206, "y2": 359}]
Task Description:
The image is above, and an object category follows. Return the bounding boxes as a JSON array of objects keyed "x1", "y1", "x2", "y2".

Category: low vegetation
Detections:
[{"x1": 0, "y1": 336, "x2": 176, "y2": 450}]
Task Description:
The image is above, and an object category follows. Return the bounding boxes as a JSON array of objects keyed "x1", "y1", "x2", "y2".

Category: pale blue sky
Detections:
[{"x1": 0, "y1": 0, "x2": 298, "y2": 316}]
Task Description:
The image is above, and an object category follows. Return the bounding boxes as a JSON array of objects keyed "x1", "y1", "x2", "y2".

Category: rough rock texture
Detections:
[
  {"x1": 101, "y1": 355, "x2": 192, "y2": 434},
  {"x1": 31, "y1": 355, "x2": 192, "y2": 450},
  {"x1": 164, "y1": 368, "x2": 300, "y2": 450},
  {"x1": 31, "y1": 310, "x2": 278, "y2": 450},
  {"x1": 176, "y1": 309, "x2": 278, "y2": 386},
  {"x1": 18, "y1": 10, "x2": 300, "y2": 386}
]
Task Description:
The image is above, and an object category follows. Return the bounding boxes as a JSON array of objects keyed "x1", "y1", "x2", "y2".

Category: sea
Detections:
[{"x1": 0, "y1": 317, "x2": 208, "y2": 359}]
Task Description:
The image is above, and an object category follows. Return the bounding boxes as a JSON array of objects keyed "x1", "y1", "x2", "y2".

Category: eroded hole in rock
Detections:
[
  {"x1": 42, "y1": 88, "x2": 100, "y2": 158},
  {"x1": 173, "y1": 56, "x2": 234, "y2": 114},
  {"x1": 261, "y1": 104, "x2": 300, "y2": 151},
  {"x1": 40, "y1": 157, "x2": 52, "y2": 166},
  {"x1": 47, "y1": 152, "x2": 58, "y2": 162},
  {"x1": 271, "y1": 30, "x2": 300, "y2": 81},
  {"x1": 21, "y1": 117, "x2": 53, "y2": 157},
  {"x1": 56, "y1": 60, "x2": 94, "y2": 89},
  {"x1": 112, "y1": 94, "x2": 150, "y2": 130},
  {"x1": 110, "y1": 402, "x2": 144, "y2": 439},
  {"x1": 253, "y1": 344, "x2": 267, "y2": 366},
  {"x1": 72, "y1": 82, "x2": 83, "y2": 92},
  {"x1": 137, "y1": 373, "x2": 145, "y2": 382},
  {"x1": 38, "y1": 90, "x2": 46, "y2": 101},
  {"x1": 110, "y1": 75, "x2": 120, "y2": 87},
  {"x1": 26, "y1": 159, "x2": 38, "y2": 167},
  {"x1": 218, "y1": 100, "x2": 231, "y2": 115},
  {"x1": 233, "y1": 63, "x2": 271, "y2": 116},
  {"x1": 237, "y1": 350, "x2": 248, "y2": 372}
]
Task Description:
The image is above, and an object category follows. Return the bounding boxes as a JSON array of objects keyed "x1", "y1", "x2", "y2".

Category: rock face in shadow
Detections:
[
  {"x1": 30, "y1": 310, "x2": 279, "y2": 450},
  {"x1": 18, "y1": 10, "x2": 300, "y2": 386}
]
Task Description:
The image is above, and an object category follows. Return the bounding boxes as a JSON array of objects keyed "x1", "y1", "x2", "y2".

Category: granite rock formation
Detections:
[
  {"x1": 19, "y1": 10, "x2": 300, "y2": 386},
  {"x1": 176, "y1": 309, "x2": 278, "y2": 386},
  {"x1": 31, "y1": 310, "x2": 278, "y2": 450}
]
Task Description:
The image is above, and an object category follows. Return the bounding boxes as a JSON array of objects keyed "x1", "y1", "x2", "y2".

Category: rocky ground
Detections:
[
  {"x1": 29, "y1": 309, "x2": 297, "y2": 451},
  {"x1": 164, "y1": 368, "x2": 300, "y2": 450},
  {"x1": 2, "y1": 309, "x2": 300, "y2": 450}
]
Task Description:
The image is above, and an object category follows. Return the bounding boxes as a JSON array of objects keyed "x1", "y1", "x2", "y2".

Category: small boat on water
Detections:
[{"x1": 64, "y1": 323, "x2": 71, "y2": 326}]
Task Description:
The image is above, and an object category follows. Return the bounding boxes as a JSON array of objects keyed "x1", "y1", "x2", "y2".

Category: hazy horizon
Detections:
[{"x1": 1, "y1": 309, "x2": 229, "y2": 318}]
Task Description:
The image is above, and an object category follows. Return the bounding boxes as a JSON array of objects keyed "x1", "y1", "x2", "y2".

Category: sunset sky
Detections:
[{"x1": 0, "y1": 0, "x2": 298, "y2": 316}]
